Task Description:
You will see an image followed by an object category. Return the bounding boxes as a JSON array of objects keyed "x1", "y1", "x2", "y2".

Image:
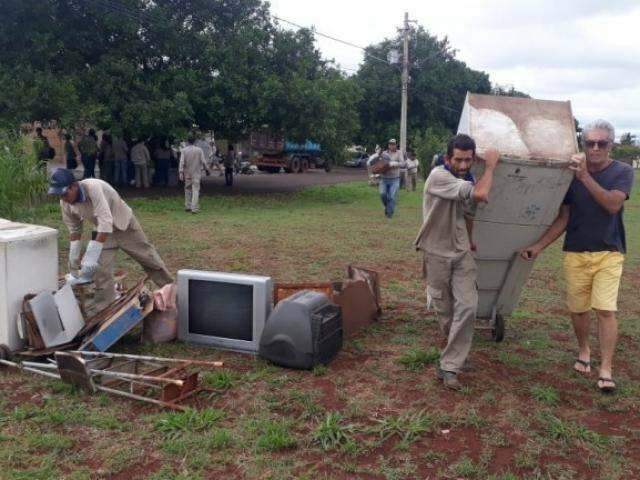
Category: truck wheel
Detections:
[
  {"x1": 289, "y1": 157, "x2": 301, "y2": 174},
  {"x1": 300, "y1": 158, "x2": 309, "y2": 173}
]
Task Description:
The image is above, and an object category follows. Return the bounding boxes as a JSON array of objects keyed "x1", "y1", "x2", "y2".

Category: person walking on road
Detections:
[
  {"x1": 367, "y1": 139, "x2": 406, "y2": 218},
  {"x1": 415, "y1": 134, "x2": 500, "y2": 390},
  {"x1": 179, "y1": 135, "x2": 209, "y2": 213},
  {"x1": 224, "y1": 145, "x2": 236, "y2": 187},
  {"x1": 521, "y1": 119, "x2": 633, "y2": 393}
]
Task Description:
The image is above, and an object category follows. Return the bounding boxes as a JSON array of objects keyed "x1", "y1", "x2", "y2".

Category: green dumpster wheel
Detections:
[
  {"x1": 492, "y1": 314, "x2": 505, "y2": 342},
  {"x1": 0, "y1": 344, "x2": 11, "y2": 362}
]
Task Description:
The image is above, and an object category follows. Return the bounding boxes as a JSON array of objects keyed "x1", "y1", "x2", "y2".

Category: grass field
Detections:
[{"x1": 2, "y1": 178, "x2": 640, "y2": 479}]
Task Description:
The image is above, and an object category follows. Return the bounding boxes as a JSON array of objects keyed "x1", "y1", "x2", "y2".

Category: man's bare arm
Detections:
[
  {"x1": 570, "y1": 154, "x2": 626, "y2": 214},
  {"x1": 521, "y1": 205, "x2": 570, "y2": 259}
]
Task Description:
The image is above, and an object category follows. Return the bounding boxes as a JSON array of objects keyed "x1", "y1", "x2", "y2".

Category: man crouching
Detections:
[{"x1": 414, "y1": 134, "x2": 499, "y2": 390}]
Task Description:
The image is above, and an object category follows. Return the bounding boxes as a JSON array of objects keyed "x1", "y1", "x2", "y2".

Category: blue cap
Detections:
[{"x1": 48, "y1": 168, "x2": 76, "y2": 195}]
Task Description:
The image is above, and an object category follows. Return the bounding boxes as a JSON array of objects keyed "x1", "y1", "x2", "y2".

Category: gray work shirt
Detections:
[{"x1": 414, "y1": 166, "x2": 476, "y2": 257}]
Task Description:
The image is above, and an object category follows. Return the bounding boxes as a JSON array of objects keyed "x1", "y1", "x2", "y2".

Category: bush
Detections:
[{"x1": 0, "y1": 132, "x2": 47, "y2": 219}]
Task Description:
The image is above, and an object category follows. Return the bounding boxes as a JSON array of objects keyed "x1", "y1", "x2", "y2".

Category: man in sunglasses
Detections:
[
  {"x1": 522, "y1": 120, "x2": 633, "y2": 393},
  {"x1": 48, "y1": 168, "x2": 174, "y2": 309}
]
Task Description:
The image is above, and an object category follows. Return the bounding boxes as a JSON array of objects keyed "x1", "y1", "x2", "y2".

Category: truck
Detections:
[{"x1": 250, "y1": 130, "x2": 331, "y2": 173}]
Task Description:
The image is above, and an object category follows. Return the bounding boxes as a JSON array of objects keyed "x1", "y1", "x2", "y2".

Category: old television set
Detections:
[{"x1": 177, "y1": 270, "x2": 273, "y2": 353}]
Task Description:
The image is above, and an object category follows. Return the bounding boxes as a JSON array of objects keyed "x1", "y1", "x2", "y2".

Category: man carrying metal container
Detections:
[
  {"x1": 522, "y1": 120, "x2": 633, "y2": 393},
  {"x1": 415, "y1": 134, "x2": 500, "y2": 390}
]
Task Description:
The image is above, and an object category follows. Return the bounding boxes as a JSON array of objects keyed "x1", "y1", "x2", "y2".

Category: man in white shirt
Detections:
[
  {"x1": 130, "y1": 139, "x2": 151, "y2": 188},
  {"x1": 366, "y1": 139, "x2": 406, "y2": 218},
  {"x1": 405, "y1": 150, "x2": 419, "y2": 191},
  {"x1": 179, "y1": 135, "x2": 210, "y2": 213}
]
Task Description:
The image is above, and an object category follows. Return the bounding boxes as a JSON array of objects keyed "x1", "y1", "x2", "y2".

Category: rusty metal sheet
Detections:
[
  {"x1": 458, "y1": 93, "x2": 578, "y2": 161},
  {"x1": 274, "y1": 282, "x2": 337, "y2": 305}
]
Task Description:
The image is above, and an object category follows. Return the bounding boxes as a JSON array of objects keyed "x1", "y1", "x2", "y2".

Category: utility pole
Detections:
[{"x1": 399, "y1": 12, "x2": 410, "y2": 157}]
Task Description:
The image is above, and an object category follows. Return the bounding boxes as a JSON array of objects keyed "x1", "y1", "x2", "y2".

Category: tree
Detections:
[
  {"x1": 491, "y1": 85, "x2": 530, "y2": 98},
  {"x1": 353, "y1": 26, "x2": 491, "y2": 150},
  {"x1": 412, "y1": 126, "x2": 450, "y2": 179},
  {"x1": 619, "y1": 132, "x2": 637, "y2": 146},
  {"x1": 0, "y1": 0, "x2": 360, "y2": 156}
]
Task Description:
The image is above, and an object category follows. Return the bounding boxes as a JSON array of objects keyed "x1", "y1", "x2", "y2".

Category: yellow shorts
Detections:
[{"x1": 563, "y1": 252, "x2": 624, "y2": 313}]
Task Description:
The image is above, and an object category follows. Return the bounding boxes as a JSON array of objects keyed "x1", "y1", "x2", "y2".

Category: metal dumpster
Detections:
[{"x1": 457, "y1": 93, "x2": 578, "y2": 341}]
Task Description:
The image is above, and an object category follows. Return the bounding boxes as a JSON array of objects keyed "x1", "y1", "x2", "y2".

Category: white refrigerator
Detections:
[{"x1": 0, "y1": 219, "x2": 58, "y2": 351}]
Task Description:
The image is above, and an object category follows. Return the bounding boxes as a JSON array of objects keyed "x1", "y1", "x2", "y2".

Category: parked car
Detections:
[{"x1": 345, "y1": 153, "x2": 369, "y2": 168}]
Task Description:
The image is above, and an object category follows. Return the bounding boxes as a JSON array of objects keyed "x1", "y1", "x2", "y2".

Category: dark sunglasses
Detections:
[{"x1": 585, "y1": 140, "x2": 609, "y2": 149}]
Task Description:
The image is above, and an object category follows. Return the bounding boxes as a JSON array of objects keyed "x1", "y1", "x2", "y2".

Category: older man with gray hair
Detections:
[{"x1": 522, "y1": 119, "x2": 634, "y2": 393}]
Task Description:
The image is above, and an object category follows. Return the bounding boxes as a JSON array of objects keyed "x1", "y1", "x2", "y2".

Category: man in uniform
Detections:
[
  {"x1": 415, "y1": 134, "x2": 500, "y2": 390},
  {"x1": 48, "y1": 168, "x2": 173, "y2": 308},
  {"x1": 179, "y1": 135, "x2": 209, "y2": 213}
]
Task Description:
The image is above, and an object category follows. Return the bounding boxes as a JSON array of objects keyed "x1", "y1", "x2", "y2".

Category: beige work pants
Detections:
[
  {"x1": 94, "y1": 217, "x2": 173, "y2": 308},
  {"x1": 424, "y1": 251, "x2": 478, "y2": 373},
  {"x1": 184, "y1": 176, "x2": 202, "y2": 212},
  {"x1": 134, "y1": 164, "x2": 150, "y2": 188},
  {"x1": 407, "y1": 172, "x2": 418, "y2": 191}
]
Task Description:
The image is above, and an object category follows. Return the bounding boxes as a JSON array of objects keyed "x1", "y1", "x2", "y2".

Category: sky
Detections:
[{"x1": 268, "y1": 0, "x2": 640, "y2": 140}]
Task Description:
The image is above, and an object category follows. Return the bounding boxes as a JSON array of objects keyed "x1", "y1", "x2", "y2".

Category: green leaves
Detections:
[
  {"x1": 354, "y1": 25, "x2": 491, "y2": 149},
  {"x1": 0, "y1": 0, "x2": 360, "y2": 153}
]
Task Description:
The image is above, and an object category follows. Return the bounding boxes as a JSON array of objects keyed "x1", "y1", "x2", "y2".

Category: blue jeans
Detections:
[
  {"x1": 154, "y1": 158, "x2": 169, "y2": 186},
  {"x1": 114, "y1": 159, "x2": 128, "y2": 185},
  {"x1": 379, "y1": 177, "x2": 400, "y2": 217}
]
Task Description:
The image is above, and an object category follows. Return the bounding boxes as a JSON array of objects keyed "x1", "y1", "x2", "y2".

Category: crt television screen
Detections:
[{"x1": 188, "y1": 280, "x2": 254, "y2": 341}]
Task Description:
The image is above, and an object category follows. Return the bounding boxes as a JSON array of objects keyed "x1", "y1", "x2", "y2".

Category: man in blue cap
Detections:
[{"x1": 48, "y1": 169, "x2": 173, "y2": 308}]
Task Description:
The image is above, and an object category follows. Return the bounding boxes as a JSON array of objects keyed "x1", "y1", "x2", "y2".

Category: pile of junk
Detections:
[{"x1": 0, "y1": 220, "x2": 381, "y2": 410}]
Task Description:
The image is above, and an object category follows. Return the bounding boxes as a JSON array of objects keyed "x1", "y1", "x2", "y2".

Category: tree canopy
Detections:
[
  {"x1": 352, "y1": 26, "x2": 492, "y2": 148},
  {"x1": 0, "y1": 0, "x2": 361, "y2": 157},
  {"x1": 1, "y1": 1, "x2": 521, "y2": 159}
]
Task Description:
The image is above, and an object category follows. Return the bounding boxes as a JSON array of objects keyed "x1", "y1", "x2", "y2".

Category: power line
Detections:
[{"x1": 272, "y1": 15, "x2": 392, "y2": 67}]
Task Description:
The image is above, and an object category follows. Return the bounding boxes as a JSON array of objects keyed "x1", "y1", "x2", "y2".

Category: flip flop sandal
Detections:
[
  {"x1": 573, "y1": 359, "x2": 591, "y2": 374},
  {"x1": 597, "y1": 377, "x2": 616, "y2": 393}
]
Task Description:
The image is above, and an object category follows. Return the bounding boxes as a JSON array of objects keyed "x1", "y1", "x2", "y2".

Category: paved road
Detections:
[{"x1": 51, "y1": 162, "x2": 369, "y2": 197}]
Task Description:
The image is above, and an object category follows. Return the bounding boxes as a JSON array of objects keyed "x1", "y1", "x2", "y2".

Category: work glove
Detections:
[
  {"x1": 68, "y1": 240, "x2": 82, "y2": 271},
  {"x1": 78, "y1": 240, "x2": 103, "y2": 280},
  {"x1": 65, "y1": 272, "x2": 92, "y2": 286}
]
